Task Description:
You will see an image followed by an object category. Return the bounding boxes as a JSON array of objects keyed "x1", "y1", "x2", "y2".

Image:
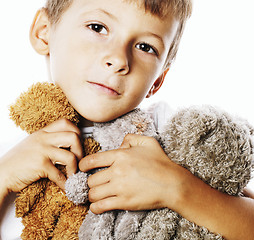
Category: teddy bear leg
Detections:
[
  {"x1": 18, "y1": 180, "x2": 61, "y2": 240},
  {"x1": 78, "y1": 210, "x2": 116, "y2": 240},
  {"x1": 175, "y1": 218, "x2": 224, "y2": 240},
  {"x1": 114, "y1": 210, "x2": 147, "y2": 240},
  {"x1": 136, "y1": 208, "x2": 180, "y2": 240},
  {"x1": 52, "y1": 203, "x2": 88, "y2": 240},
  {"x1": 20, "y1": 209, "x2": 56, "y2": 240}
]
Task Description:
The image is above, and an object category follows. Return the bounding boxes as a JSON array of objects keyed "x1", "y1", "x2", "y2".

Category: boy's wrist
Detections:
[
  {"x1": 171, "y1": 170, "x2": 195, "y2": 212},
  {"x1": 164, "y1": 163, "x2": 209, "y2": 214},
  {"x1": 166, "y1": 165, "x2": 219, "y2": 219},
  {"x1": 161, "y1": 163, "x2": 193, "y2": 211}
]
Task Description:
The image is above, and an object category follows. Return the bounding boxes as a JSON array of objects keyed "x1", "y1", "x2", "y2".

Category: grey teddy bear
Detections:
[{"x1": 65, "y1": 106, "x2": 254, "y2": 240}]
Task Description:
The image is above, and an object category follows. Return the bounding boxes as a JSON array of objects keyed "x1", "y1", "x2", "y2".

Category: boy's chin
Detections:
[{"x1": 78, "y1": 109, "x2": 123, "y2": 123}]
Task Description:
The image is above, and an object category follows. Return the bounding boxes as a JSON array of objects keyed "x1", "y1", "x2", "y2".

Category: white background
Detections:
[{"x1": 0, "y1": 0, "x2": 253, "y2": 146}]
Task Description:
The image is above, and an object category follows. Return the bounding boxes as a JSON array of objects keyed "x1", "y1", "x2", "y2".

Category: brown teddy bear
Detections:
[{"x1": 9, "y1": 82, "x2": 101, "y2": 240}]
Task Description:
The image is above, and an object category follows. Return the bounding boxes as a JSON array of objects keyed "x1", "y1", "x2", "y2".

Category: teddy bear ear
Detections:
[
  {"x1": 9, "y1": 82, "x2": 80, "y2": 134},
  {"x1": 246, "y1": 122, "x2": 254, "y2": 136},
  {"x1": 160, "y1": 105, "x2": 220, "y2": 165},
  {"x1": 237, "y1": 118, "x2": 254, "y2": 156},
  {"x1": 164, "y1": 106, "x2": 218, "y2": 144}
]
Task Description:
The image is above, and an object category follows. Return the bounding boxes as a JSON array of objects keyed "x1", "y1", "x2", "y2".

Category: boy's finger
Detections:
[
  {"x1": 48, "y1": 148, "x2": 78, "y2": 177},
  {"x1": 79, "y1": 151, "x2": 116, "y2": 172},
  {"x1": 43, "y1": 118, "x2": 81, "y2": 137},
  {"x1": 120, "y1": 134, "x2": 151, "y2": 149},
  {"x1": 44, "y1": 161, "x2": 67, "y2": 190},
  {"x1": 43, "y1": 131, "x2": 83, "y2": 160},
  {"x1": 88, "y1": 181, "x2": 115, "y2": 203},
  {"x1": 89, "y1": 197, "x2": 122, "y2": 214},
  {"x1": 120, "y1": 134, "x2": 138, "y2": 148},
  {"x1": 87, "y1": 168, "x2": 111, "y2": 188}
]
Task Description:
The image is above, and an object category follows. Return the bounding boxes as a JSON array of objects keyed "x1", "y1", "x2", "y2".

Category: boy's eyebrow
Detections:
[
  {"x1": 81, "y1": 8, "x2": 118, "y2": 21},
  {"x1": 98, "y1": 9, "x2": 118, "y2": 21},
  {"x1": 143, "y1": 32, "x2": 165, "y2": 49}
]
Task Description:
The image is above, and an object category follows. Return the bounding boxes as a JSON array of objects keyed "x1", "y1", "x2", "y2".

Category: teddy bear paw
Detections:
[{"x1": 65, "y1": 171, "x2": 89, "y2": 204}]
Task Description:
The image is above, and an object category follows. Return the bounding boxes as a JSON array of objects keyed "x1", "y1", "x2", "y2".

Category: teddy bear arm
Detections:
[
  {"x1": 175, "y1": 218, "x2": 224, "y2": 240},
  {"x1": 65, "y1": 171, "x2": 90, "y2": 205},
  {"x1": 65, "y1": 137, "x2": 101, "y2": 205},
  {"x1": 114, "y1": 210, "x2": 147, "y2": 240},
  {"x1": 136, "y1": 208, "x2": 179, "y2": 240},
  {"x1": 15, "y1": 178, "x2": 47, "y2": 217},
  {"x1": 79, "y1": 210, "x2": 116, "y2": 240}
]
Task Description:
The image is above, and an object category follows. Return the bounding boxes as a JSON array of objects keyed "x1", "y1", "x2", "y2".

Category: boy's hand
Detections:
[
  {"x1": 0, "y1": 119, "x2": 83, "y2": 194},
  {"x1": 79, "y1": 134, "x2": 185, "y2": 214}
]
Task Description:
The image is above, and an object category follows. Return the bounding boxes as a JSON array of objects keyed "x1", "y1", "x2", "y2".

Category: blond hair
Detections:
[{"x1": 45, "y1": 0, "x2": 192, "y2": 69}]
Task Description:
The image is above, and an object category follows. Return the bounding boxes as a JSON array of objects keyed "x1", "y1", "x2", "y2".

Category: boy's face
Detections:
[{"x1": 42, "y1": 0, "x2": 178, "y2": 122}]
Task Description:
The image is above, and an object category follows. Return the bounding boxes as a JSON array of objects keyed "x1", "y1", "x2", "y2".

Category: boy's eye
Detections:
[
  {"x1": 88, "y1": 23, "x2": 108, "y2": 35},
  {"x1": 136, "y1": 43, "x2": 158, "y2": 56}
]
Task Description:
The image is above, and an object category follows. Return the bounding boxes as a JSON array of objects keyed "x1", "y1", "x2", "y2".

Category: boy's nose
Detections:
[
  {"x1": 105, "y1": 61, "x2": 129, "y2": 75},
  {"x1": 102, "y1": 46, "x2": 130, "y2": 75}
]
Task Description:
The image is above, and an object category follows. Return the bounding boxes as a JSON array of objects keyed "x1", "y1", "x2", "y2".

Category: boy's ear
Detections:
[
  {"x1": 146, "y1": 68, "x2": 169, "y2": 98},
  {"x1": 30, "y1": 8, "x2": 51, "y2": 55}
]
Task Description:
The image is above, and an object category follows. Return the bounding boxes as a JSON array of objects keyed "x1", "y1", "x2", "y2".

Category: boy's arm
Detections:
[
  {"x1": 0, "y1": 179, "x2": 9, "y2": 209},
  {"x1": 172, "y1": 167, "x2": 254, "y2": 240},
  {"x1": 80, "y1": 134, "x2": 254, "y2": 240}
]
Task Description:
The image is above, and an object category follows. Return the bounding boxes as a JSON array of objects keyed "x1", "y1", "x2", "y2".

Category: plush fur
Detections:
[
  {"x1": 65, "y1": 104, "x2": 254, "y2": 239},
  {"x1": 10, "y1": 82, "x2": 254, "y2": 239}
]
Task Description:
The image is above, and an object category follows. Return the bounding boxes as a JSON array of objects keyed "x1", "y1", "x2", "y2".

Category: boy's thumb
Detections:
[{"x1": 120, "y1": 134, "x2": 146, "y2": 149}]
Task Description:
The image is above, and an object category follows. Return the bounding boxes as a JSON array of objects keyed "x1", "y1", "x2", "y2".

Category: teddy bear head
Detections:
[
  {"x1": 9, "y1": 82, "x2": 80, "y2": 134},
  {"x1": 161, "y1": 106, "x2": 254, "y2": 196}
]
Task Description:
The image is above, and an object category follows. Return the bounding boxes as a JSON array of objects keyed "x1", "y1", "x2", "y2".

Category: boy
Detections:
[{"x1": 0, "y1": 0, "x2": 253, "y2": 239}]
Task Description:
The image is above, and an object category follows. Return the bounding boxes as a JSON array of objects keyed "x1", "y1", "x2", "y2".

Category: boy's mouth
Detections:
[{"x1": 87, "y1": 81, "x2": 120, "y2": 96}]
